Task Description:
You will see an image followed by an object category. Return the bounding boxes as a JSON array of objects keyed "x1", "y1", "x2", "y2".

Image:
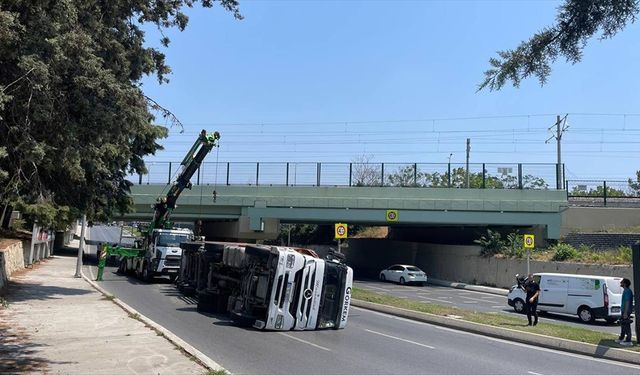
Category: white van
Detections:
[{"x1": 507, "y1": 273, "x2": 623, "y2": 323}]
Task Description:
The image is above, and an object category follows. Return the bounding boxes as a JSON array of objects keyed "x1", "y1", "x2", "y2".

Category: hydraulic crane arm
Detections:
[{"x1": 150, "y1": 129, "x2": 220, "y2": 231}]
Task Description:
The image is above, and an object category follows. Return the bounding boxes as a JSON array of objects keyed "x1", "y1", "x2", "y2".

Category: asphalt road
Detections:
[
  {"x1": 354, "y1": 280, "x2": 621, "y2": 335},
  {"x1": 82, "y1": 226, "x2": 637, "y2": 375}
]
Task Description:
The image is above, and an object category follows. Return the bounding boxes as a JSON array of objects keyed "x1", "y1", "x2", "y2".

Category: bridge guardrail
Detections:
[{"x1": 133, "y1": 162, "x2": 565, "y2": 190}]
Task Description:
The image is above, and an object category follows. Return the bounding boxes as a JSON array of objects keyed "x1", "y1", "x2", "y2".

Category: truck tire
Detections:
[
  {"x1": 142, "y1": 262, "x2": 153, "y2": 283},
  {"x1": 116, "y1": 259, "x2": 126, "y2": 275}
]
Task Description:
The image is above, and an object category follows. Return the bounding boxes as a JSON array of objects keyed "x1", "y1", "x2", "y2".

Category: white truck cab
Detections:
[
  {"x1": 144, "y1": 228, "x2": 192, "y2": 280},
  {"x1": 507, "y1": 273, "x2": 623, "y2": 323}
]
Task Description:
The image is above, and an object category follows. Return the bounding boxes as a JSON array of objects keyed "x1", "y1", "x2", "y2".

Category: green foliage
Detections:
[
  {"x1": 474, "y1": 229, "x2": 505, "y2": 256},
  {"x1": 273, "y1": 224, "x2": 336, "y2": 245},
  {"x1": 503, "y1": 232, "x2": 525, "y2": 258},
  {"x1": 551, "y1": 243, "x2": 579, "y2": 261},
  {"x1": 384, "y1": 165, "x2": 548, "y2": 189},
  {"x1": 480, "y1": 0, "x2": 639, "y2": 90},
  {"x1": 571, "y1": 185, "x2": 626, "y2": 197},
  {"x1": 629, "y1": 170, "x2": 640, "y2": 196},
  {"x1": 0, "y1": 1, "x2": 241, "y2": 226}
]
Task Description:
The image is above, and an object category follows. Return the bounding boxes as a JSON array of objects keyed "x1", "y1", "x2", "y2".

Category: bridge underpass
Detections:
[{"x1": 120, "y1": 184, "x2": 567, "y2": 242}]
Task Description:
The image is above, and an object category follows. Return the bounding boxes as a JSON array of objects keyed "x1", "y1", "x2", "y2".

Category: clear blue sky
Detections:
[{"x1": 140, "y1": 0, "x2": 640, "y2": 186}]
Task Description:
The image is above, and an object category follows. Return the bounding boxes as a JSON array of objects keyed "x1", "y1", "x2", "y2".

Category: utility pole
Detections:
[
  {"x1": 546, "y1": 115, "x2": 568, "y2": 190},
  {"x1": 75, "y1": 214, "x2": 87, "y2": 278},
  {"x1": 465, "y1": 138, "x2": 470, "y2": 188}
]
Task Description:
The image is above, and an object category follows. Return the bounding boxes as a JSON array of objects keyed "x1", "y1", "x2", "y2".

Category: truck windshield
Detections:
[
  {"x1": 317, "y1": 262, "x2": 346, "y2": 329},
  {"x1": 157, "y1": 234, "x2": 189, "y2": 247}
]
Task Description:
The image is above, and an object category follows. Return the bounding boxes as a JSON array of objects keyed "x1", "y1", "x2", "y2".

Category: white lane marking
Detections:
[
  {"x1": 351, "y1": 307, "x2": 640, "y2": 370},
  {"x1": 417, "y1": 296, "x2": 454, "y2": 304},
  {"x1": 460, "y1": 295, "x2": 502, "y2": 303},
  {"x1": 278, "y1": 333, "x2": 331, "y2": 352},
  {"x1": 364, "y1": 329, "x2": 435, "y2": 349},
  {"x1": 528, "y1": 371, "x2": 544, "y2": 375}
]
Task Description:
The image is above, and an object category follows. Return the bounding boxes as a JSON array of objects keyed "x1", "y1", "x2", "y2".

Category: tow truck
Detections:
[{"x1": 96, "y1": 130, "x2": 220, "y2": 282}]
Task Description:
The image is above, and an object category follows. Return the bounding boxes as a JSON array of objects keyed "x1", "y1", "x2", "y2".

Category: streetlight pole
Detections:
[{"x1": 74, "y1": 214, "x2": 87, "y2": 278}]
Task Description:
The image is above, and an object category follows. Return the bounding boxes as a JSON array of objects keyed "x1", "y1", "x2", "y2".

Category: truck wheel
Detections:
[
  {"x1": 116, "y1": 259, "x2": 126, "y2": 275},
  {"x1": 578, "y1": 306, "x2": 595, "y2": 323},
  {"x1": 513, "y1": 298, "x2": 525, "y2": 314},
  {"x1": 142, "y1": 262, "x2": 153, "y2": 283}
]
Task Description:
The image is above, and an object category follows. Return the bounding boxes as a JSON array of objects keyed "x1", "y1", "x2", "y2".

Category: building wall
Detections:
[
  {"x1": 0, "y1": 240, "x2": 25, "y2": 291},
  {"x1": 562, "y1": 207, "x2": 640, "y2": 235}
]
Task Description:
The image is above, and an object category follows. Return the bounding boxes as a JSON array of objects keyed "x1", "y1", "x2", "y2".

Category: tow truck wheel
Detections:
[{"x1": 142, "y1": 262, "x2": 153, "y2": 282}]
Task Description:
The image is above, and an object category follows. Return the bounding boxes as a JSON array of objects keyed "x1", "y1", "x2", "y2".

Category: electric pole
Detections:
[
  {"x1": 546, "y1": 115, "x2": 568, "y2": 189},
  {"x1": 465, "y1": 138, "x2": 470, "y2": 188}
]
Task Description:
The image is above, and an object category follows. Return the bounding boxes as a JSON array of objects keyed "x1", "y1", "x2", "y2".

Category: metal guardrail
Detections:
[
  {"x1": 133, "y1": 162, "x2": 564, "y2": 190},
  {"x1": 566, "y1": 180, "x2": 640, "y2": 207}
]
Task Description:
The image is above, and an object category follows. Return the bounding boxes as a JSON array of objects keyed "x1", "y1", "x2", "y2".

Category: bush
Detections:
[
  {"x1": 474, "y1": 229, "x2": 505, "y2": 257},
  {"x1": 551, "y1": 243, "x2": 579, "y2": 261},
  {"x1": 504, "y1": 232, "x2": 526, "y2": 258}
]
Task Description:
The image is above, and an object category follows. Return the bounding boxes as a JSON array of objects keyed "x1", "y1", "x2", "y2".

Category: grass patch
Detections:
[
  {"x1": 531, "y1": 245, "x2": 632, "y2": 265},
  {"x1": 101, "y1": 294, "x2": 115, "y2": 301},
  {"x1": 128, "y1": 312, "x2": 141, "y2": 321},
  {"x1": 203, "y1": 370, "x2": 228, "y2": 375},
  {"x1": 352, "y1": 288, "x2": 640, "y2": 352}
]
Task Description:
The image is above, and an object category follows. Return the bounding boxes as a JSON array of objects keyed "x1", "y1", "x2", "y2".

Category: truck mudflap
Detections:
[{"x1": 338, "y1": 266, "x2": 354, "y2": 329}]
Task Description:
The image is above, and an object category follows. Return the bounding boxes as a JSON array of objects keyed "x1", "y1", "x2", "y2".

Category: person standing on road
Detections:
[
  {"x1": 618, "y1": 278, "x2": 634, "y2": 346},
  {"x1": 525, "y1": 274, "x2": 540, "y2": 326}
]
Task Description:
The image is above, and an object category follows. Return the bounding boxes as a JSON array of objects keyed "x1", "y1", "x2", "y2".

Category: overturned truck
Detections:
[{"x1": 177, "y1": 241, "x2": 353, "y2": 331}]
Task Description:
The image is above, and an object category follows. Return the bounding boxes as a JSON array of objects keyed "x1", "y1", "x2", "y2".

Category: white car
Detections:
[{"x1": 379, "y1": 264, "x2": 427, "y2": 285}]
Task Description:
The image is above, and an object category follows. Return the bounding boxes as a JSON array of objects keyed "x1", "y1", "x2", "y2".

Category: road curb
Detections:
[
  {"x1": 428, "y1": 278, "x2": 508, "y2": 296},
  {"x1": 81, "y1": 272, "x2": 228, "y2": 373},
  {"x1": 352, "y1": 299, "x2": 640, "y2": 366}
]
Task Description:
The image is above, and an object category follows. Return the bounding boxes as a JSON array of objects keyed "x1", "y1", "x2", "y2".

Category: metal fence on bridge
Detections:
[
  {"x1": 134, "y1": 162, "x2": 564, "y2": 190},
  {"x1": 566, "y1": 180, "x2": 640, "y2": 207}
]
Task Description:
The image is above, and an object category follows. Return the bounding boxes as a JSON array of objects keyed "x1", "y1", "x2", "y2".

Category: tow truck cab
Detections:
[{"x1": 149, "y1": 228, "x2": 192, "y2": 275}]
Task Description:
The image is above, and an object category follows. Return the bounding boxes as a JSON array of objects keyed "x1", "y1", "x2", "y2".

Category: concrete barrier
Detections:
[
  {"x1": 345, "y1": 239, "x2": 633, "y2": 288},
  {"x1": 0, "y1": 240, "x2": 25, "y2": 291}
]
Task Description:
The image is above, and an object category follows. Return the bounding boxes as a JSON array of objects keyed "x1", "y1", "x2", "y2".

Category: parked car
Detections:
[
  {"x1": 379, "y1": 264, "x2": 427, "y2": 285},
  {"x1": 507, "y1": 273, "x2": 623, "y2": 323}
]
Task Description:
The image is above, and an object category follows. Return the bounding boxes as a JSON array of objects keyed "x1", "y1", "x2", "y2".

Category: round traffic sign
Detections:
[
  {"x1": 337, "y1": 225, "x2": 346, "y2": 235},
  {"x1": 387, "y1": 211, "x2": 396, "y2": 220},
  {"x1": 525, "y1": 237, "x2": 533, "y2": 246}
]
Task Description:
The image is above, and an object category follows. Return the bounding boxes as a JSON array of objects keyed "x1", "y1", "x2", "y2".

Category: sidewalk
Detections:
[{"x1": 0, "y1": 255, "x2": 206, "y2": 375}]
